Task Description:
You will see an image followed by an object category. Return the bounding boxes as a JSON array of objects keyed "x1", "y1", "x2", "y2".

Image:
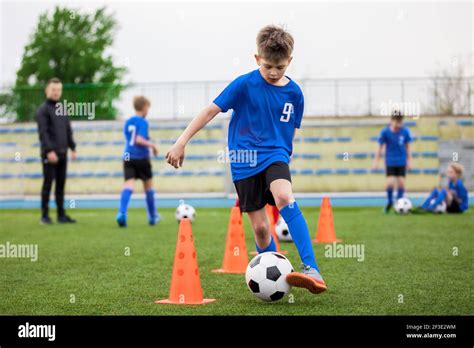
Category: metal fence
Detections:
[
  {"x1": 1, "y1": 76, "x2": 473, "y2": 122},
  {"x1": 117, "y1": 77, "x2": 474, "y2": 120}
]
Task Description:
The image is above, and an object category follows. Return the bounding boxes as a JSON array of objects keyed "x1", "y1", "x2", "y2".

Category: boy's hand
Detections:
[
  {"x1": 151, "y1": 144, "x2": 159, "y2": 157},
  {"x1": 371, "y1": 161, "x2": 379, "y2": 170},
  {"x1": 166, "y1": 142, "x2": 185, "y2": 168},
  {"x1": 407, "y1": 159, "x2": 412, "y2": 170}
]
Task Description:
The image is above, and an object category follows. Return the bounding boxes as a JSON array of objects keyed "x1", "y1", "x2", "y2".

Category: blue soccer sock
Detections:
[
  {"x1": 145, "y1": 189, "x2": 156, "y2": 220},
  {"x1": 428, "y1": 188, "x2": 447, "y2": 210},
  {"x1": 118, "y1": 188, "x2": 133, "y2": 215},
  {"x1": 421, "y1": 188, "x2": 438, "y2": 209},
  {"x1": 255, "y1": 235, "x2": 277, "y2": 253},
  {"x1": 397, "y1": 187, "x2": 405, "y2": 199},
  {"x1": 280, "y1": 201, "x2": 319, "y2": 272},
  {"x1": 386, "y1": 187, "x2": 394, "y2": 205}
]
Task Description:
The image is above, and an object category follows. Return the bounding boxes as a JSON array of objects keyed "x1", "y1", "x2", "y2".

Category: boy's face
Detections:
[
  {"x1": 446, "y1": 166, "x2": 458, "y2": 180},
  {"x1": 255, "y1": 55, "x2": 292, "y2": 84},
  {"x1": 390, "y1": 119, "x2": 403, "y2": 131},
  {"x1": 139, "y1": 104, "x2": 150, "y2": 117}
]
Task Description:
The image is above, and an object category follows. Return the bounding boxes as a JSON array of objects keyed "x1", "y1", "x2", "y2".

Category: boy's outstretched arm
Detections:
[
  {"x1": 166, "y1": 102, "x2": 222, "y2": 168},
  {"x1": 372, "y1": 144, "x2": 384, "y2": 169}
]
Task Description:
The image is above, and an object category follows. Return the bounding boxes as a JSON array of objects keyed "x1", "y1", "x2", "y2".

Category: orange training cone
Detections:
[
  {"x1": 156, "y1": 218, "x2": 215, "y2": 305},
  {"x1": 313, "y1": 197, "x2": 342, "y2": 243},
  {"x1": 267, "y1": 205, "x2": 288, "y2": 254},
  {"x1": 271, "y1": 205, "x2": 279, "y2": 226},
  {"x1": 266, "y1": 205, "x2": 284, "y2": 253},
  {"x1": 212, "y1": 207, "x2": 249, "y2": 274}
]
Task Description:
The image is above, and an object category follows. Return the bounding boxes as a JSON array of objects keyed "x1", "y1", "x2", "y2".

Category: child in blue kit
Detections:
[
  {"x1": 419, "y1": 163, "x2": 468, "y2": 213},
  {"x1": 166, "y1": 25, "x2": 326, "y2": 294},
  {"x1": 373, "y1": 110, "x2": 413, "y2": 213},
  {"x1": 116, "y1": 96, "x2": 161, "y2": 227}
]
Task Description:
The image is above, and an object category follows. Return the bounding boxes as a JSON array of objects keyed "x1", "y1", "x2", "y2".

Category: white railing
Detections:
[
  {"x1": 1, "y1": 77, "x2": 473, "y2": 122},
  {"x1": 116, "y1": 77, "x2": 474, "y2": 120}
]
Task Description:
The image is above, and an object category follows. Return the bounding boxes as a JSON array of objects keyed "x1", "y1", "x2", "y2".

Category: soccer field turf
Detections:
[{"x1": 0, "y1": 207, "x2": 472, "y2": 315}]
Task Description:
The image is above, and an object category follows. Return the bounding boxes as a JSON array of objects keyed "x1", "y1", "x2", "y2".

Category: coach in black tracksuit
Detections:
[{"x1": 36, "y1": 78, "x2": 77, "y2": 224}]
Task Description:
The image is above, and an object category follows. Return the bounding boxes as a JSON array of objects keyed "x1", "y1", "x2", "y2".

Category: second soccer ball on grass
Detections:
[
  {"x1": 395, "y1": 198, "x2": 413, "y2": 214},
  {"x1": 275, "y1": 217, "x2": 293, "y2": 242},
  {"x1": 175, "y1": 203, "x2": 196, "y2": 223},
  {"x1": 430, "y1": 199, "x2": 447, "y2": 214}
]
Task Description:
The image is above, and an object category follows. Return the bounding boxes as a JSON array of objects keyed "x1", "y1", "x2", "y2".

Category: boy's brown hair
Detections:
[
  {"x1": 133, "y1": 96, "x2": 150, "y2": 112},
  {"x1": 449, "y1": 162, "x2": 464, "y2": 177},
  {"x1": 391, "y1": 109, "x2": 404, "y2": 122},
  {"x1": 256, "y1": 25, "x2": 294, "y2": 62},
  {"x1": 46, "y1": 77, "x2": 62, "y2": 86}
]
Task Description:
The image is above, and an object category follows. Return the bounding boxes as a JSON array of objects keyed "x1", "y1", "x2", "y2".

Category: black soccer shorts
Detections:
[
  {"x1": 447, "y1": 199, "x2": 462, "y2": 213},
  {"x1": 386, "y1": 165, "x2": 406, "y2": 177},
  {"x1": 234, "y1": 161, "x2": 292, "y2": 212},
  {"x1": 123, "y1": 159, "x2": 153, "y2": 181}
]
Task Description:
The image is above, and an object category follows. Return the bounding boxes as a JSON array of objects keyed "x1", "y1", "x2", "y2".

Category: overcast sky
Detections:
[{"x1": 0, "y1": 0, "x2": 472, "y2": 86}]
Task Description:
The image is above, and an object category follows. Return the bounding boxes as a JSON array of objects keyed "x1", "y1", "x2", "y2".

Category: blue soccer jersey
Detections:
[
  {"x1": 213, "y1": 69, "x2": 304, "y2": 181},
  {"x1": 449, "y1": 179, "x2": 469, "y2": 212},
  {"x1": 378, "y1": 126, "x2": 412, "y2": 167},
  {"x1": 123, "y1": 116, "x2": 150, "y2": 160}
]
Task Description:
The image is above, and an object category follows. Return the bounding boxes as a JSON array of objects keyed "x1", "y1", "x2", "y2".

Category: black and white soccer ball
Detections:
[
  {"x1": 395, "y1": 198, "x2": 412, "y2": 214},
  {"x1": 275, "y1": 217, "x2": 292, "y2": 242},
  {"x1": 175, "y1": 203, "x2": 196, "y2": 223},
  {"x1": 430, "y1": 199, "x2": 447, "y2": 214},
  {"x1": 245, "y1": 252, "x2": 293, "y2": 302}
]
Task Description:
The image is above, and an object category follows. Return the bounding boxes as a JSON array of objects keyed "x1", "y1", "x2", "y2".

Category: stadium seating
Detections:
[{"x1": 1, "y1": 117, "x2": 470, "y2": 194}]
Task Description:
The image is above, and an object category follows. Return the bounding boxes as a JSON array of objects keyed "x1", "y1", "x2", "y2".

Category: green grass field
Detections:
[{"x1": 0, "y1": 207, "x2": 472, "y2": 315}]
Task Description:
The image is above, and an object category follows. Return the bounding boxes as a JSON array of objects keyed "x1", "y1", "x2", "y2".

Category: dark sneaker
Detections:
[
  {"x1": 40, "y1": 216, "x2": 53, "y2": 225},
  {"x1": 57, "y1": 215, "x2": 76, "y2": 223},
  {"x1": 384, "y1": 203, "x2": 393, "y2": 214},
  {"x1": 286, "y1": 264, "x2": 327, "y2": 294}
]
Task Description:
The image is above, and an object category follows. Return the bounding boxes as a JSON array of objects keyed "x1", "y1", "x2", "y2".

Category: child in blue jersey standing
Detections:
[
  {"x1": 166, "y1": 25, "x2": 327, "y2": 294},
  {"x1": 372, "y1": 110, "x2": 413, "y2": 213},
  {"x1": 116, "y1": 96, "x2": 161, "y2": 227}
]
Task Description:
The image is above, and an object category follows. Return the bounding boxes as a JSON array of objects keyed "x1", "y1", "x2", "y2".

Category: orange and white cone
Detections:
[
  {"x1": 156, "y1": 218, "x2": 215, "y2": 305},
  {"x1": 212, "y1": 207, "x2": 249, "y2": 274},
  {"x1": 313, "y1": 197, "x2": 342, "y2": 243}
]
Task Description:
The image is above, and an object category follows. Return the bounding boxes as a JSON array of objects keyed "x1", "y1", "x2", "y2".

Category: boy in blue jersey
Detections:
[
  {"x1": 372, "y1": 111, "x2": 413, "y2": 213},
  {"x1": 166, "y1": 25, "x2": 326, "y2": 294},
  {"x1": 116, "y1": 96, "x2": 161, "y2": 227},
  {"x1": 418, "y1": 163, "x2": 468, "y2": 213}
]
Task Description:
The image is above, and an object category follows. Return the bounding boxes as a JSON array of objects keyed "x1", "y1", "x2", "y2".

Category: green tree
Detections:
[{"x1": 9, "y1": 6, "x2": 126, "y2": 121}]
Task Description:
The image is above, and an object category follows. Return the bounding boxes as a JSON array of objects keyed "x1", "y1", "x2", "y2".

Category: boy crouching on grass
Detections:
[
  {"x1": 166, "y1": 25, "x2": 327, "y2": 294},
  {"x1": 417, "y1": 163, "x2": 468, "y2": 213}
]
